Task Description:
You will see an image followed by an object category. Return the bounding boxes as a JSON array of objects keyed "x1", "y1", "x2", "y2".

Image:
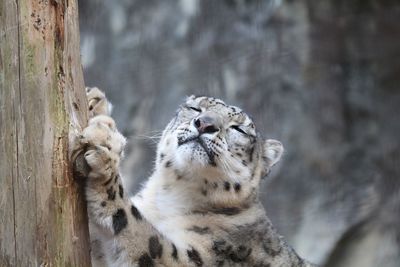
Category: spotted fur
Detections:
[{"x1": 75, "y1": 88, "x2": 317, "y2": 266}]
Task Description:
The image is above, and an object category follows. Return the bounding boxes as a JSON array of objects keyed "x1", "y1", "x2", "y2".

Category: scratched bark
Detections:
[{"x1": 0, "y1": 0, "x2": 91, "y2": 266}]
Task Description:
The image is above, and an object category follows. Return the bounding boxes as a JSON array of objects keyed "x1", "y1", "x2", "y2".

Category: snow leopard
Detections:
[{"x1": 73, "y1": 87, "x2": 316, "y2": 267}]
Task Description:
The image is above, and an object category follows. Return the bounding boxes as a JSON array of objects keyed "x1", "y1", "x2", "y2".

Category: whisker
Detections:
[{"x1": 131, "y1": 131, "x2": 163, "y2": 145}]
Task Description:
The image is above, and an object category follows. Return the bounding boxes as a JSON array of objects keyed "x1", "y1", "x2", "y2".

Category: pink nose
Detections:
[{"x1": 194, "y1": 116, "x2": 219, "y2": 134}]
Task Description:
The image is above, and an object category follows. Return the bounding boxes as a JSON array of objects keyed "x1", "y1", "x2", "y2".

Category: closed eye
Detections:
[
  {"x1": 230, "y1": 125, "x2": 247, "y2": 135},
  {"x1": 189, "y1": 106, "x2": 202, "y2": 112}
]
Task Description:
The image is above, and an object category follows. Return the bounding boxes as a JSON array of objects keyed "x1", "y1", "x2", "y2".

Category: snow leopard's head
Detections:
[{"x1": 156, "y1": 96, "x2": 283, "y2": 184}]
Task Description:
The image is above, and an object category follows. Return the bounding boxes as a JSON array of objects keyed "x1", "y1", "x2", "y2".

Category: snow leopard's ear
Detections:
[{"x1": 263, "y1": 139, "x2": 284, "y2": 168}]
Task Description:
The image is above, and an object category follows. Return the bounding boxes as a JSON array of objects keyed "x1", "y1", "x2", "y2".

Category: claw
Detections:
[
  {"x1": 73, "y1": 152, "x2": 90, "y2": 180},
  {"x1": 86, "y1": 87, "x2": 111, "y2": 117},
  {"x1": 84, "y1": 150, "x2": 93, "y2": 158}
]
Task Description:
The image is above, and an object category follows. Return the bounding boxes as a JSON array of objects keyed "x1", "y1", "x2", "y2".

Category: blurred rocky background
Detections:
[{"x1": 78, "y1": 0, "x2": 400, "y2": 266}]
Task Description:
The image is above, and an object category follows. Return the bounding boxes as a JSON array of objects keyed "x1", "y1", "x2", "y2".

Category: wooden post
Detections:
[{"x1": 0, "y1": 0, "x2": 92, "y2": 266}]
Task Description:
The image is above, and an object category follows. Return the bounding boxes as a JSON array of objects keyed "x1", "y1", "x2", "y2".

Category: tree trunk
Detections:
[{"x1": 0, "y1": 0, "x2": 91, "y2": 266}]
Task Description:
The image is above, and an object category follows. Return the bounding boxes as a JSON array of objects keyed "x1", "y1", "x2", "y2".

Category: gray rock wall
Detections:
[{"x1": 79, "y1": 0, "x2": 400, "y2": 265}]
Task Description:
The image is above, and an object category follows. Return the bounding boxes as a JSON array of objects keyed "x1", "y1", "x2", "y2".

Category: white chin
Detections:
[{"x1": 175, "y1": 142, "x2": 210, "y2": 169}]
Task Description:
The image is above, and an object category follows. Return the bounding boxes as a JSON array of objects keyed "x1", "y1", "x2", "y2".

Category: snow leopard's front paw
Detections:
[
  {"x1": 86, "y1": 87, "x2": 113, "y2": 118},
  {"x1": 80, "y1": 115, "x2": 126, "y2": 180}
]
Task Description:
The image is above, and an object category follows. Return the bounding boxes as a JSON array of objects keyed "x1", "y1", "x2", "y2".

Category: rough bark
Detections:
[{"x1": 0, "y1": 0, "x2": 91, "y2": 266}]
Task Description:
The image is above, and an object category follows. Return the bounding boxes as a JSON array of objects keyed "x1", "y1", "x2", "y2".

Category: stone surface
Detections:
[{"x1": 79, "y1": 0, "x2": 400, "y2": 265}]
